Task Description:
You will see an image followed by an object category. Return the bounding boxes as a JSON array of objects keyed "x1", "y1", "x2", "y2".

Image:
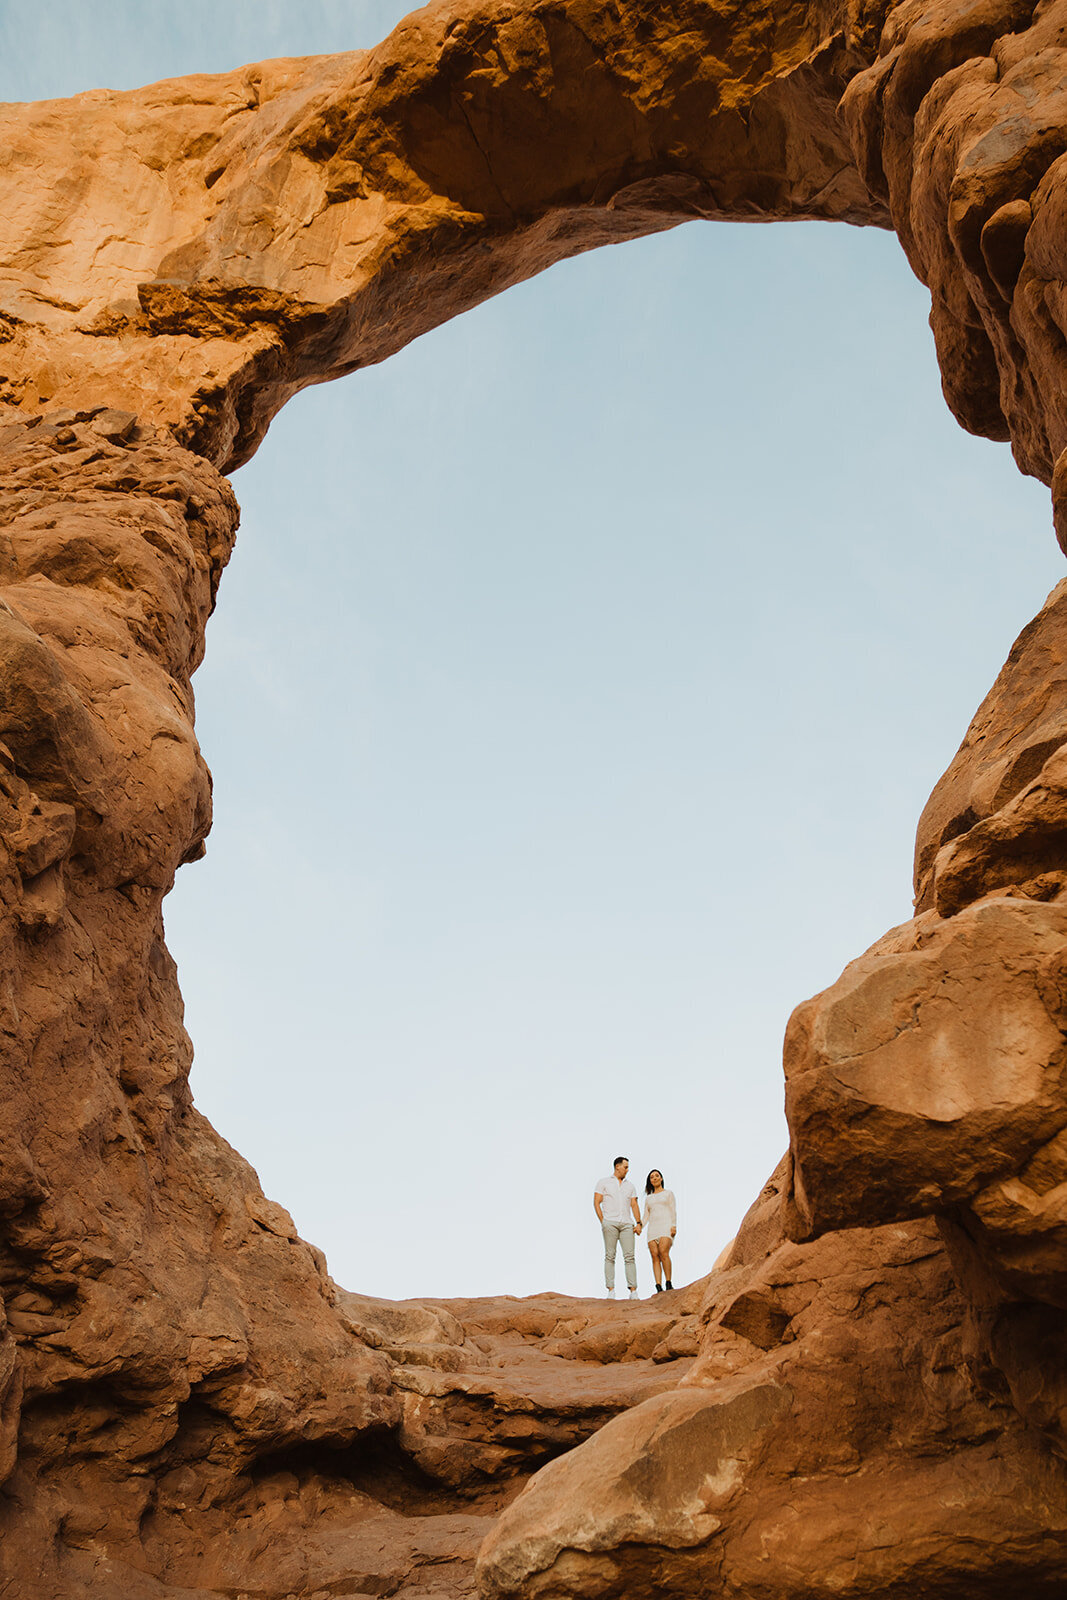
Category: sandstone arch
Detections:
[{"x1": 5, "y1": 2, "x2": 1067, "y2": 1596}]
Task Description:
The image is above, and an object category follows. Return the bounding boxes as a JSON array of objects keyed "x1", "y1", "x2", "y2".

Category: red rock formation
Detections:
[
  {"x1": 0, "y1": 0, "x2": 890, "y2": 472},
  {"x1": 479, "y1": 1171, "x2": 1067, "y2": 1598},
  {"x1": 5, "y1": 2, "x2": 1067, "y2": 1597}
]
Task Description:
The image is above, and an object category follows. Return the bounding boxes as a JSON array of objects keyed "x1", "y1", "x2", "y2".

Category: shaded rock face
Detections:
[
  {"x1": 480, "y1": 1176, "x2": 1067, "y2": 1599},
  {"x1": 5, "y1": 1, "x2": 1067, "y2": 1597}
]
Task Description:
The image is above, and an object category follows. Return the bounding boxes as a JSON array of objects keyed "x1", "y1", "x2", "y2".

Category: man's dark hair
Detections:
[{"x1": 613, "y1": 1155, "x2": 628, "y2": 1170}]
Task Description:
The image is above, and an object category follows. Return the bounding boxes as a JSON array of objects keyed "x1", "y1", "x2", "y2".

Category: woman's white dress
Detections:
[{"x1": 642, "y1": 1189, "x2": 676, "y2": 1241}]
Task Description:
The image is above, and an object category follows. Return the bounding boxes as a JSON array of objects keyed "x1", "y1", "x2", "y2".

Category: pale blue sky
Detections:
[{"x1": 3, "y1": 3, "x2": 1062, "y2": 1299}]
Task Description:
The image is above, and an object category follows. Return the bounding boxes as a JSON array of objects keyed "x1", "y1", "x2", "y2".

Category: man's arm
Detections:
[
  {"x1": 594, "y1": 1190, "x2": 605, "y2": 1222},
  {"x1": 630, "y1": 1195, "x2": 642, "y2": 1233}
]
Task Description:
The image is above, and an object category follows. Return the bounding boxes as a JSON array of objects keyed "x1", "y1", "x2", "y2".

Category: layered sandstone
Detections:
[
  {"x1": 5, "y1": 1, "x2": 1067, "y2": 1597},
  {"x1": 0, "y1": 0, "x2": 891, "y2": 472},
  {"x1": 479, "y1": 1169, "x2": 1067, "y2": 1598}
]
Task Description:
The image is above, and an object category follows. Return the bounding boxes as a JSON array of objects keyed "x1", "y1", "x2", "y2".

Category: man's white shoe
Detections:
[
  {"x1": 629, "y1": 1289, "x2": 639, "y2": 1299},
  {"x1": 606, "y1": 1288, "x2": 615, "y2": 1298}
]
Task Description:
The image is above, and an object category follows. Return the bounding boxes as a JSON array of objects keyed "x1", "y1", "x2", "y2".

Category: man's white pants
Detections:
[{"x1": 602, "y1": 1221, "x2": 636, "y2": 1291}]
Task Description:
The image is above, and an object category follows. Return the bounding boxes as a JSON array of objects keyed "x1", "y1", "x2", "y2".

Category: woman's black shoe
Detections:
[
  {"x1": 665, "y1": 1280, "x2": 673, "y2": 1290},
  {"x1": 655, "y1": 1283, "x2": 663, "y2": 1292}
]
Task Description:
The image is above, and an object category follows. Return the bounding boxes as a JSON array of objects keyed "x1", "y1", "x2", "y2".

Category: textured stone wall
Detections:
[{"x1": 4, "y1": 2, "x2": 1067, "y2": 1597}]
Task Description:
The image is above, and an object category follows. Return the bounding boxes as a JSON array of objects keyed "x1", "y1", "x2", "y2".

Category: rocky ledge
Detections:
[{"x1": 5, "y1": 1280, "x2": 704, "y2": 1598}]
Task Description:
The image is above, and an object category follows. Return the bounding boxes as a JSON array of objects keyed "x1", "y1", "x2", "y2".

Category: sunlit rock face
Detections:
[
  {"x1": 0, "y1": 0, "x2": 891, "y2": 473},
  {"x1": 5, "y1": 1, "x2": 1067, "y2": 1596}
]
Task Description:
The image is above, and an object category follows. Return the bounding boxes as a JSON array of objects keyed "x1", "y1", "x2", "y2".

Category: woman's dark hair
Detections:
[{"x1": 645, "y1": 1170, "x2": 664, "y2": 1195}]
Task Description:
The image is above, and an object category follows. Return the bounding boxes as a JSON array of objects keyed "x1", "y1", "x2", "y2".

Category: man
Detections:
[{"x1": 594, "y1": 1155, "x2": 642, "y2": 1299}]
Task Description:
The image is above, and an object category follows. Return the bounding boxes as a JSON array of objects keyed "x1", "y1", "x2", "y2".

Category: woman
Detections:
[{"x1": 642, "y1": 1170, "x2": 677, "y2": 1291}]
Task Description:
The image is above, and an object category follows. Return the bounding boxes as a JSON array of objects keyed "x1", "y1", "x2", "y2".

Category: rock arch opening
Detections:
[{"x1": 165, "y1": 213, "x2": 1055, "y2": 1302}]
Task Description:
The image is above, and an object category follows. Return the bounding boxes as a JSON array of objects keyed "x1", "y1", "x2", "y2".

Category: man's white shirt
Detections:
[{"x1": 596, "y1": 1173, "x2": 637, "y2": 1225}]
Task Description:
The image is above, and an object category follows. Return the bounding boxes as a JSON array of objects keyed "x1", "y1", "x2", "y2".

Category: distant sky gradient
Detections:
[{"x1": 2, "y1": 2, "x2": 1063, "y2": 1299}]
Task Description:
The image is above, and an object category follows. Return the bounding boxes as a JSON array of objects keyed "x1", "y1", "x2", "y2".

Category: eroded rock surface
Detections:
[
  {"x1": 6, "y1": 1277, "x2": 703, "y2": 1598},
  {"x1": 5, "y1": 1, "x2": 1067, "y2": 1597},
  {"x1": 0, "y1": 0, "x2": 891, "y2": 471},
  {"x1": 479, "y1": 1166, "x2": 1067, "y2": 1598}
]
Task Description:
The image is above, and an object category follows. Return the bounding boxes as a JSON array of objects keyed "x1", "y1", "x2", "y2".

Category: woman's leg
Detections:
[
  {"x1": 660, "y1": 1236, "x2": 673, "y2": 1286},
  {"x1": 648, "y1": 1236, "x2": 663, "y2": 1286}
]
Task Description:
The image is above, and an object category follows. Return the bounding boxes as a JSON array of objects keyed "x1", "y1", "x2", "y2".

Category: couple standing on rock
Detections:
[{"x1": 594, "y1": 1155, "x2": 677, "y2": 1299}]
